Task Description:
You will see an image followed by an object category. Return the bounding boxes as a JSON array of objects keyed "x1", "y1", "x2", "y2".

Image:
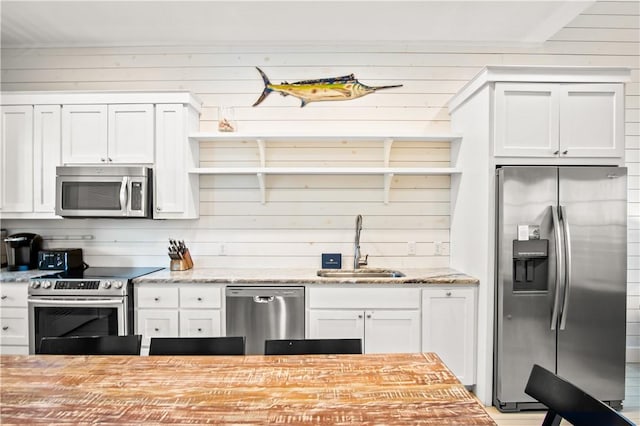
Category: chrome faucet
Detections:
[{"x1": 354, "y1": 214, "x2": 368, "y2": 269}]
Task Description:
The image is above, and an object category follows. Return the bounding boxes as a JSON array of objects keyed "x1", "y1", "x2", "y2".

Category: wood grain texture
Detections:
[{"x1": 0, "y1": 352, "x2": 496, "y2": 425}]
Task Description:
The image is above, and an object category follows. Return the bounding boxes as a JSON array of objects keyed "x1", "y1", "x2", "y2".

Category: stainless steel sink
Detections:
[{"x1": 316, "y1": 269, "x2": 405, "y2": 278}]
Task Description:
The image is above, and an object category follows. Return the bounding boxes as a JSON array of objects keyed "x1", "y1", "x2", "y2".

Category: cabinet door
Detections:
[
  {"x1": 422, "y1": 287, "x2": 476, "y2": 386},
  {"x1": 107, "y1": 104, "x2": 154, "y2": 163},
  {"x1": 1, "y1": 106, "x2": 33, "y2": 212},
  {"x1": 364, "y1": 310, "x2": 421, "y2": 354},
  {"x1": 136, "y1": 309, "x2": 179, "y2": 347},
  {"x1": 154, "y1": 104, "x2": 186, "y2": 216},
  {"x1": 0, "y1": 307, "x2": 29, "y2": 346},
  {"x1": 494, "y1": 83, "x2": 559, "y2": 157},
  {"x1": 308, "y1": 310, "x2": 364, "y2": 340},
  {"x1": 62, "y1": 104, "x2": 108, "y2": 164},
  {"x1": 559, "y1": 84, "x2": 624, "y2": 158},
  {"x1": 179, "y1": 310, "x2": 221, "y2": 337},
  {"x1": 0, "y1": 282, "x2": 28, "y2": 308},
  {"x1": 33, "y1": 105, "x2": 61, "y2": 213}
]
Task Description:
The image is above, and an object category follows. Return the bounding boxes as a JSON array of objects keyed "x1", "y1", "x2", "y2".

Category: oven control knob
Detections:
[
  {"x1": 113, "y1": 281, "x2": 123, "y2": 289},
  {"x1": 31, "y1": 281, "x2": 41, "y2": 289},
  {"x1": 42, "y1": 281, "x2": 52, "y2": 289},
  {"x1": 102, "y1": 281, "x2": 112, "y2": 289}
]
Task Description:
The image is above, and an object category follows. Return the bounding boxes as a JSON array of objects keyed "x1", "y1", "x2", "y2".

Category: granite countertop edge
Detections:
[
  {"x1": 133, "y1": 268, "x2": 479, "y2": 285},
  {"x1": 1, "y1": 267, "x2": 479, "y2": 285}
]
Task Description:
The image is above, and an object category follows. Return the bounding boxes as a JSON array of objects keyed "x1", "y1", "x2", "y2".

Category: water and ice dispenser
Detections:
[{"x1": 512, "y1": 239, "x2": 548, "y2": 291}]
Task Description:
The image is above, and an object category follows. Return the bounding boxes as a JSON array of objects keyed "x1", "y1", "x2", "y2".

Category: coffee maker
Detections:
[{"x1": 4, "y1": 233, "x2": 43, "y2": 271}]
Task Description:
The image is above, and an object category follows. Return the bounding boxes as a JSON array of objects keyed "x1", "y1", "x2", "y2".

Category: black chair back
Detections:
[
  {"x1": 525, "y1": 364, "x2": 634, "y2": 426},
  {"x1": 39, "y1": 335, "x2": 142, "y2": 355},
  {"x1": 148, "y1": 336, "x2": 245, "y2": 355},
  {"x1": 264, "y1": 338, "x2": 362, "y2": 355}
]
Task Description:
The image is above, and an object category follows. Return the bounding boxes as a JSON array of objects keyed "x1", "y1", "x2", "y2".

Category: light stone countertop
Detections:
[
  {"x1": 0, "y1": 267, "x2": 479, "y2": 285},
  {"x1": 132, "y1": 267, "x2": 479, "y2": 285},
  {"x1": 0, "y1": 269, "x2": 48, "y2": 283}
]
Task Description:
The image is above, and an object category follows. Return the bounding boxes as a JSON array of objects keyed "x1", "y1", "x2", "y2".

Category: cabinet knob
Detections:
[
  {"x1": 1, "y1": 295, "x2": 7, "y2": 300},
  {"x1": 101, "y1": 158, "x2": 106, "y2": 162},
  {"x1": 2, "y1": 326, "x2": 8, "y2": 331},
  {"x1": 446, "y1": 291, "x2": 452, "y2": 296},
  {"x1": 553, "y1": 150, "x2": 559, "y2": 155},
  {"x1": 197, "y1": 297, "x2": 202, "y2": 302},
  {"x1": 154, "y1": 328, "x2": 160, "y2": 332},
  {"x1": 108, "y1": 157, "x2": 113, "y2": 162},
  {"x1": 154, "y1": 297, "x2": 160, "y2": 302},
  {"x1": 366, "y1": 314, "x2": 372, "y2": 319},
  {"x1": 156, "y1": 206, "x2": 161, "y2": 212},
  {"x1": 562, "y1": 150, "x2": 568, "y2": 155},
  {"x1": 197, "y1": 328, "x2": 202, "y2": 332},
  {"x1": 358, "y1": 314, "x2": 363, "y2": 319}
]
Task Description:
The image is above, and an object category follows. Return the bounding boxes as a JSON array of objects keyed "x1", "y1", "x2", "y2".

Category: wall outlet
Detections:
[
  {"x1": 408, "y1": 241, "x2": 416, "y2": 256},
  {"x1": 434, "y1": 241, "x2": 443, "y2": 256}
]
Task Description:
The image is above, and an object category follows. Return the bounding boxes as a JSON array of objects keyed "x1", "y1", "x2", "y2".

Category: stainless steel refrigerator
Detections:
[{"x1": 494, "y1": 166, "x2": 627, "y2": 412}]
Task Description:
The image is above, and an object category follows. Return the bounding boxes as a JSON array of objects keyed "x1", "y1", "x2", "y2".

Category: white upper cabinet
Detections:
[
  {"x1": 33, "y1": 105, "x2": 62, "y2": 213},
  {"x1": 494, "y1": 82, "x2": 624, "y2": 159},
  {"x1": 154, "y1": 103, "x2": 200, "y2": 219},
  {"x1": 62, "y1": 104, "x2": 154, "y2": 164},
  {"x1": 558, "y1": 84, "x2": 624, "y2": 158},
  {"x1": 1, "y1": 106, "x2": 33, "y2": 213},
  {"x1": 2, "y1": 91, "x2": 201, "y2": 220},
  {"x1": 1, "y1": 105, "x2": 61, "y2": 218},
  {"x1": 494, "y1": 83, "x2": 559, "y2": 157}
]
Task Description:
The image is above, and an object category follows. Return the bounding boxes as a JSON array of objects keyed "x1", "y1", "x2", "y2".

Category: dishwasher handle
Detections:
[{"x1": 253, "y1": 296, "x2": 274, "y2": 303}]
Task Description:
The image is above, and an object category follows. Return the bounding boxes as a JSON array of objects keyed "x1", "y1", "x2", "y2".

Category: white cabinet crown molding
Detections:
[
  {"x1": 448, "y1": 65, "x2": 631, "y2": 114},
  {"x1": 1, "y1": 91, "x2": 202, "y2": 112}
]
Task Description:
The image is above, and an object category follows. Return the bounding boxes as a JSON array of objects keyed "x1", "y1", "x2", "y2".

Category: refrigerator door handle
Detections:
[
  {"x1": 550, "y1": 205, "x2": 564, "y2": 331},
  {"x1": 559, "y1": 205, "x2": 572, "y2": 330}
]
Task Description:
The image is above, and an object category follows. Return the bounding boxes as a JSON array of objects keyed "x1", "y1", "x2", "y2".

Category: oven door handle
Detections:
[{"x1": 28, "y1": 297, "x2": 124, "y2": 306}]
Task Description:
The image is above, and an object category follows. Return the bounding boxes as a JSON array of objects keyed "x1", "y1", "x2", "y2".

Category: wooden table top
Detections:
[{"x1": 1, "y1": 352, "x2": 496, "y2": 425}]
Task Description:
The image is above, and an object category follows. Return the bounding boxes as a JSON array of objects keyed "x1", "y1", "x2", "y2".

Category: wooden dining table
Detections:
[{"x1": 1, "y1": 352, "x2": 496, "y2": 425}]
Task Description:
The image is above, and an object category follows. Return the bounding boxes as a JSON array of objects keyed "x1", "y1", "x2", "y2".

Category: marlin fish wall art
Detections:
[{"x1": 252, "y1": 67, "x2": 403, "y2": 107}]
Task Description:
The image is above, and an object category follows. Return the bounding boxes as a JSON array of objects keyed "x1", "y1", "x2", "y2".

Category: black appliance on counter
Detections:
[
  {"x1": 4, "y1": 233, "x2": 43, "y2": 271},
  {"x1": 37, "y1": 248, "x2": 84, "y2": 270},
  {"x1": 28, "y1": 266, "x2": 163, "y2": 354}
]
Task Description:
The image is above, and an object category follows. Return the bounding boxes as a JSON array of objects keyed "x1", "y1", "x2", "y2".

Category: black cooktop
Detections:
[{"x1": 35, "y1": 266, "x2": 164, "y2": 280}]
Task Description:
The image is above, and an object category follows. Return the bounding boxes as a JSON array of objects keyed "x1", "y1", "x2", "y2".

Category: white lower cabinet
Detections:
[
  {"x1": 135, "y1": 283, "x2": 223, "y2": 355},
  {"x1": 307, "y1": 287, "x2": 421, "y2": 354},
  {"x1": 421, "y1": 286, "x2": 477, "y2": 386},
  {"x1": 0, "y1": 282, "x2": 29, "y2": 354}
]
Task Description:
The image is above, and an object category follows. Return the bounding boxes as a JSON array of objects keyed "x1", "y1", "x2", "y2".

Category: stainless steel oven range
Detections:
[{"x1": 28, "y1": 266, "x2": 162, "y2": 354}]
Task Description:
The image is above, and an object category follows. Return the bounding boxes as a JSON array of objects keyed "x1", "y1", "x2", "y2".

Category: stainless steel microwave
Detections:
[{"x1": 55, "y1": 166, "x2": 152, "y2": 218}]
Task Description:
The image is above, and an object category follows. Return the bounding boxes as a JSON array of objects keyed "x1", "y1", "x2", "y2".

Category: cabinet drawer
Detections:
[
  {"x1": 179, "y1": 310, "x2": 222, "y2": 337},
  {"x1": 0, "y1": 308, "x2": 29, "y2": 346},
  {"x1": 136, "y1": 309, "x2": 179, "y2": 346},
  {"x1": 135, "y1": 286, "x2": 179, "y2": 308},
  {"x1": 0, "y1": 283, "x2": 28, "y2": 308},
  {"x1": 180, "y1": 286, "x2": 221, "y2": 309},
  {"x1": 308, "y1": 287, "x2": 420, "y2": 309}
]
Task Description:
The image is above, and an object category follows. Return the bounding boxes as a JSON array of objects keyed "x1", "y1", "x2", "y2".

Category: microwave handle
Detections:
[{"x1": 120, "y1": 177, "x2": 129, "y2": 211}]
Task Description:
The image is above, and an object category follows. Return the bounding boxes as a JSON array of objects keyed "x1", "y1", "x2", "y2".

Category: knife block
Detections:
[{"x1": 170, "y1": 249, "x2": 194, "y2": 271}]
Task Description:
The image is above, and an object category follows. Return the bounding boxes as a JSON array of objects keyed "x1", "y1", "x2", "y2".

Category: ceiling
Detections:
[{"x1": 1, "y1": 1, "x2": 595, "y2": 48}]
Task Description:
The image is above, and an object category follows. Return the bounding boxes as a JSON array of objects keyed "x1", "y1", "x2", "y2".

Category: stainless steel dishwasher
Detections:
[{"x1": 225, "y1": 286, "x2": 305, "y2": 355}]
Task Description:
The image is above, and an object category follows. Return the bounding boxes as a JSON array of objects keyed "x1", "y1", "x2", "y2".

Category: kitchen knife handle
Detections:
[
  {"x1": 550, "y1": 205, "x2": 564, "y2": 331},
  {"x1": 559, "y1": 205, "x2": 572, "y2": 331}
]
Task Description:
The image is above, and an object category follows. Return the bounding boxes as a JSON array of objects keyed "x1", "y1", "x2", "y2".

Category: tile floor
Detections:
[{"x1": 485, "y1": 363, "x2": 640, "y2": 425}]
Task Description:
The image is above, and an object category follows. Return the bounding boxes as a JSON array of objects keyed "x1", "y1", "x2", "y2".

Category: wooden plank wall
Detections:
[{"x1": 1, "y1": 0, "x2": 638, "y2": 358}]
